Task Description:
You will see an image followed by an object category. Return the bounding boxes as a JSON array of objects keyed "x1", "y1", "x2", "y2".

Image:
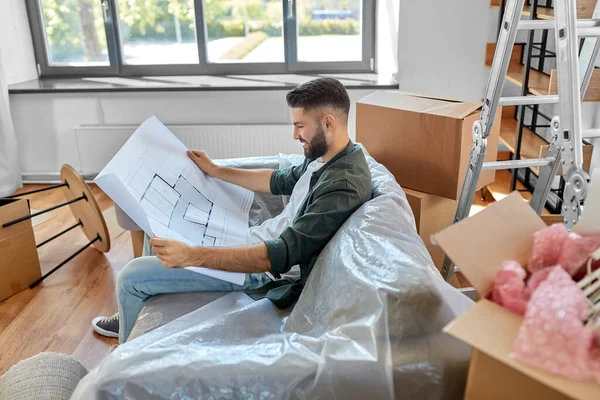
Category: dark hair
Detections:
[{"x1": 286, "y1": 77, "x2": 350, "y2": 118}]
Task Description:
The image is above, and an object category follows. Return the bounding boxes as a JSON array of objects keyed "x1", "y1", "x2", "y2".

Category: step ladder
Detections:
[{"x1": 441, "y1": 0, "x2": 600, "y2": 284}]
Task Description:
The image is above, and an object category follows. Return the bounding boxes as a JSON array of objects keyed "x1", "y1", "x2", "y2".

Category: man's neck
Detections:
[{"x1": 321, "y1": 134, "x2": 350, "y2": 163}]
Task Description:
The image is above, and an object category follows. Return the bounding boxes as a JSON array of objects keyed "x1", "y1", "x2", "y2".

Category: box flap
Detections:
[
  {"x1": 403, "y1": 187, "x2": 428, "y2": 200},
  {"x1": 445, "y1": 300, "x2": 600, "y2": 400},
  {"x1": 432, "y1": 191, "x2": 546, "y2": 295},
  {"x1": 395, "y1": 90, "x2": 466, "y2": 104},
  {"x1": 357, "y1": 91, "x2": 481, "y2": 119}
]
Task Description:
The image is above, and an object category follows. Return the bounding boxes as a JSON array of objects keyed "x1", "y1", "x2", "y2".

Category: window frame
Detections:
[{"x1": 26, "y1": 0, "x2": 375, "y2": 78}]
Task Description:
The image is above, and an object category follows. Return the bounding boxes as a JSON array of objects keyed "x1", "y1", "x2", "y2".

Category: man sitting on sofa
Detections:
[{"x1": 92, "y1": 77, "x2": 372, "y2": 343}]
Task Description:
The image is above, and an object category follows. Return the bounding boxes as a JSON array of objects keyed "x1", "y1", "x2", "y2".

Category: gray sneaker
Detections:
[{"x1": 92, "y1": 313, "x2": 119, "y2": 338}]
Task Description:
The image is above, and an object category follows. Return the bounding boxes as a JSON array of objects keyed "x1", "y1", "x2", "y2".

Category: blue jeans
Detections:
[{"x1": 116, "y1": 236, "x2": 271, "y2": 343}]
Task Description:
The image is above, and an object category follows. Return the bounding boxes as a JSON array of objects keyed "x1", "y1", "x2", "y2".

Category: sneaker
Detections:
[{"x1": 92, "y1": 313, "x2": 119, "y2": 338}]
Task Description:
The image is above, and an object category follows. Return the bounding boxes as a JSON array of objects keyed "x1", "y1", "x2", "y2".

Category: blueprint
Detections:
[{"x1": 95, "y1": 116, "x2": 253, "y2": 285}]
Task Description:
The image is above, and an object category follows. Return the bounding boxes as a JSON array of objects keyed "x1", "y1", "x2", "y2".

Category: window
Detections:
[{"x1": 26, "y1": 0, "x2": 375, "y2": 77}]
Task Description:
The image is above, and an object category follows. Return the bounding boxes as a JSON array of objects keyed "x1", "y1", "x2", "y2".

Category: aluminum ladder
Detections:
[{"x1": 441, "y1": 0, "x2": 600, "y2": 286}]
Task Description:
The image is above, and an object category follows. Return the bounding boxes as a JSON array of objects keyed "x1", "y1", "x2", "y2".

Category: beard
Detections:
[{"x1": 303, "y1": 125, "x2": 328, "y2": 159}]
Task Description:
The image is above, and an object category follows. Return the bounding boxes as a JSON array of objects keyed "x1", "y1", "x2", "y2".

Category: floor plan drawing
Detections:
[
  {"x1": 98, "y1": 117, "x2": 253, "y2": 249},
  {"x1": 95, "y1": 116, "x2": 253, "y2": 285},
  {"x1": 117, "y1": 143, "x2": 246, "y2": 248},
  {"x1": 140, "y1": 173, "x2": 219, "y2": 247}
]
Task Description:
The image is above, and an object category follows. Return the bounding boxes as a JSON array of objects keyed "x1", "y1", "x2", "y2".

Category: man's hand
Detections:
[
  {"x1": 150, "y1": 237, "x2": 194, "y2": 268},
  {"x1": 187, "y1": 150, "x2": 220, "y2": 178}
]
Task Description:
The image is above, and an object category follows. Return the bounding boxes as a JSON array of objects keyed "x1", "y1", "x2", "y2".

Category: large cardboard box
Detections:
[
  {"x1": 0, "y1": 198, "x2": 41, "y2": 302},
  {"x1": 404, "y1": 188, "x2": 456, "y2": 271},
  {"x1": 357, "y1": 91, "x2": 500, "y2": 200},
  {"x1": 433, "y1": 189, "x2": 600, "y2": 400}
]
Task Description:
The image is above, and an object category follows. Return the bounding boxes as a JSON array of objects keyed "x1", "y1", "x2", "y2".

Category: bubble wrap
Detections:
[
  {"x1": 490, "y1": 261, "x2": 528, "y2": 315},
  {"x1": 524, "y1": 268, "x2": 554, "y2": 298},
  {"x1": 557, "y1": 233, "x2": 600, "y2": 277},
  {"x1": 512, "y1": 266, "x2": 600, "y2": 383},
  {"x1": 528, "y1": 224, "x2": 569, "y2": 274}
]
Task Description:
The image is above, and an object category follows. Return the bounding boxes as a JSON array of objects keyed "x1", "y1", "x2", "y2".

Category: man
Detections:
[{"x1": 92, "y1": 78, "x2": 372, "y2": 343}]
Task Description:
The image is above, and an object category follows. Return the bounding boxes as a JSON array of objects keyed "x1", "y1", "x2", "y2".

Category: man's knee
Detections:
[{"x1": 117, "y1": 256, "x2": 157, "y2": 293}]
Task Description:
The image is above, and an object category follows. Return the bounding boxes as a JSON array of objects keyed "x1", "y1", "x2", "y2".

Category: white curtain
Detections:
[{"x1": 0, "y1": 48, "x2": 21, "y2": 197}]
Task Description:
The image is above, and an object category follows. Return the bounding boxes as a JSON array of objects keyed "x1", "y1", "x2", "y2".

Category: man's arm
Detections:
[
  {"x1": 190, "y1": 244, "x2": 271, "y2": 273},
  {"x1": 215, "y1": 167, "x2": 274, "y2": 194},
  {"x1": 265, "y1": 185, "x2": 366, "y2": 278},
  {"x1": 188, "y1": 150, "x2": 307, "y2": 195},
  {"x1": 150, "y1": 237, "x2": 271, "y2": 273},
  {"x1": 188, "y1": 150, "x2": 273, "y2": 193}
]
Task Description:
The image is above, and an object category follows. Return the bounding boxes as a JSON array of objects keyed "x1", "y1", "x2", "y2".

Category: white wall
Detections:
[
  {"x1": 397, "y1": 0, "x2": 493, "y2": 102},
  {"x1": 0, "y1": 0, "x2": 37, "y2": 85},
  {"x1": 377, "y1": 0, "x2": 399, "y2": 78},
  {"x1": 9, "y1": 89, "x2": 376, "y2": 179}
]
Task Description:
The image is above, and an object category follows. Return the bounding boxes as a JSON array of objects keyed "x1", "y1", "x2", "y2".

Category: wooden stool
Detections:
[{"x1": 4, "y1": 165, "x2": 110, "y2": 287}]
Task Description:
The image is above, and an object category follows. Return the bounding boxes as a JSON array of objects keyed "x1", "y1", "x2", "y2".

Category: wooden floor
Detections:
[{"x1": 0, "y1": 184, "x2": 127, "y2": 376}]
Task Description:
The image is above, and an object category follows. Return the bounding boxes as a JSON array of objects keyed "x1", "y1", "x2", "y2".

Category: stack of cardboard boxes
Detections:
[{"x1": 356, "y1": 91, "x2": 501, "y2": 271}]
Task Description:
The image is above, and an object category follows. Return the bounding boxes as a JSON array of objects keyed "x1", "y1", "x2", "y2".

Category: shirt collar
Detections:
[{"x1": 311, "y1": 140, "x2": 354, "y2": 179}]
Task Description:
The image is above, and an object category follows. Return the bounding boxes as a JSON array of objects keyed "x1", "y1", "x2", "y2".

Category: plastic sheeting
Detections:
[{"x1": 72, "y1": 153, "x2": 474, "y2": 399}]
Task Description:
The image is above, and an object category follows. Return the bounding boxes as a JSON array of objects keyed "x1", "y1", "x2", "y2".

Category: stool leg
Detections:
[{"x1": 131, "y1": 230, "x2": 145, "y2": 258}]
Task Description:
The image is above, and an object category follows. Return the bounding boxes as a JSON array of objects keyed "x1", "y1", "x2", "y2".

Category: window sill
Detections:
[{"x1": 8, "y1": 73, "x2": 398, "y2": 94}]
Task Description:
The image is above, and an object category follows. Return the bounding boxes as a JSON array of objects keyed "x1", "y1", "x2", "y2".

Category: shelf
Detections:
[
  {"x1": 490, "y1": 2, "x2": 554, "y2": 20},
  {"x1": 486, "y1": 170, "x2": 562, "y2": 225},
  {"x1": 486, "y1": 41, "x2": 600, "y2": 101},
  {"x1": 485, "y1": 43, "x2": 551, "y2": 96},
  {"x1": 499, "y1": 113, "x2": 593, "y2": 174},
  {"x1": 499, "y1": 116, "x2": 546, "y2": 159},
  {"x1": 577, "y1": 0, "x2": 597, "y2": 18},
  {"x1": 522, "y1": 4, "x2": 555, "y2": 20},
  {"x1": 549, "y1": 69, "x2": 600, "y2": 102},
  {"x1": 490, "y1": 0, "x2": 596, "y2": 19}
]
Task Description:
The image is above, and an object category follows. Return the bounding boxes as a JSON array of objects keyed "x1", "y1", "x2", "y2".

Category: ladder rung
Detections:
[
  {"x1": 482, "y1": 158, "x2": 555, "y2": 171},
  {"x1": 583, "y1": 129, "x2": 600, "y2": 138},
  {"x1": 578, "y1": 26, "x2": 600, "y2": 37},
  {"x1": 518, "y1": 20, "x2": 555, "y2": 30},
  {"x1": 499, "y1": 95, "x2": 559, "y2": 106},
  {"x1": 518, "y1": 19, "x2": 599, "y2": 31}
]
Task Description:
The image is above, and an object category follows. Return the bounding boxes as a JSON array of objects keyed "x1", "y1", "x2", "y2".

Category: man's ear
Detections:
[{"x1": 324, "y1": 114, "x2": 336, "y2": 131}]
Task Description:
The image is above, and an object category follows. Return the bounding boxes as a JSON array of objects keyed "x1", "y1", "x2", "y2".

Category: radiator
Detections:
[{"x1": 74, "y1": 124, "x2": 301, "y2": 175}]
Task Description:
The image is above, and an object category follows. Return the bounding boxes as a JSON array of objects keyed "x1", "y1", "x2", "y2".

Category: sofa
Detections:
[{"x1": 71, "y1": 152, "x2": 473, "y2": 399}]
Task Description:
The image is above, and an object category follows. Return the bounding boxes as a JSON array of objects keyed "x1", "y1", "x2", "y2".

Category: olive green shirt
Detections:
[{"x1": 245, "y1": 141, "x2": 372, "y2": 308}]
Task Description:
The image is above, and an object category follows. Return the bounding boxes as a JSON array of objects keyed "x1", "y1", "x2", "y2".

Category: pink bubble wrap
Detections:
[
  {"x1": 528, "y1": 224, "x2": 569, "y2": 274},
  {"x1": 490, "y1": 261, "x2": 528, "y2": 315},
  {"x1": 524, "y1": 268, "x2": 553, "y2": 298},
  {"x1": 512, "y1": 266, "x2": 600, "y2": 384},
  {"x1": 557, "y1": 233, "x2": 600, "y2": 277}
]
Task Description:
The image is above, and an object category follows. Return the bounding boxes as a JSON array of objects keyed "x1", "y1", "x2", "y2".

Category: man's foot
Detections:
[{"x1": 92, "y1": 313, "x2": 119, "y2": 338}]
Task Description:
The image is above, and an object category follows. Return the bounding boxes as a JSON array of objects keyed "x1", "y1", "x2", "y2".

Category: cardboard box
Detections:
[
  {"x1": 0, "y1": 198, "x2": 41, "y2": 302},
  {"x1": 433, "y1": 191, "x2": 600, "y2": 399},
  {"x1": 404, "y1": 187, "x2": 456, "y2": 271},
  {"x1": 357, "y1": 91, "x2": 500, "y2": 200}
]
